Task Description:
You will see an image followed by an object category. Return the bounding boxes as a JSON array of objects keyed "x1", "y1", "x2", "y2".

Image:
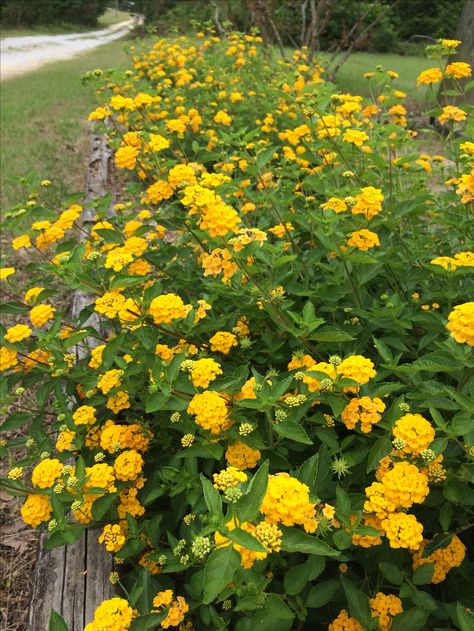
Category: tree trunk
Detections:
[{"x1": 440, "y1": 0, "x2": 474, "y2": 104}]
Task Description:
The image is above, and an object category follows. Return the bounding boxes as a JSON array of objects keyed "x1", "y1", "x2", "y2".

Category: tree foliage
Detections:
[{"x1": 0, "y1": 0, "x2": 109, "y2": 28}]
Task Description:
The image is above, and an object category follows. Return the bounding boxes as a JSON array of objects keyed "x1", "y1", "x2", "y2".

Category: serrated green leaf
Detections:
[
  {"x1": 281, "y1": 527, "x2": 339, "y2": 557},
  {"x1": 234, "y1": 460, "x2": 269, "y2": 522},
  {"x1": 391, "y1": 608, "x2": 428, "y2": 631},
  {"x1": 203, "y1": 546, "x2": 241, "y2": 604}
]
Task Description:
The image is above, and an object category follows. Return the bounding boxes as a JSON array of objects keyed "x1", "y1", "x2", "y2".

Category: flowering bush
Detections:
[{"x1": 1, "y1": 33, "x2": 474, "y2": 631}]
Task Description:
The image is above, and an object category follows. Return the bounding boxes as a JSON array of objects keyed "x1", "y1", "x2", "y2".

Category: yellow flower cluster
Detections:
[
  {"x1": 209, "y1": 331, "x2": 238, "y2": 354},
  {"x1": 343, "y1": 129, "x2": 369, "y2": 147},
  {"x1": 152, "y1": 590, "x2": 189, "y2": 629},
  {"x1": 365, "y1": 461, "x2": 429, "y2": 517},
  {"x1": 180, "y1": 183, "x2": 241, "y2": 237},
  {"x1": 149, "y1": 293, "x2": 188, "y2": 325},
  {"x1": 225, "y1": 441, "x2": 261, "y2": 469},
  {"x1": 392, "y1": 413, "x2": 435, "y2": 455},
  {"x1": 72, "y1": 405, "x2": 97, "y2": 426},
  {"x1": 337, "y1": 355, "x2": 376, "y2": 384},
  {"x1": 446, "y1": 302, "x2": 474, "y2": 346},
  {"x1": 84, "y1": 463, "x2": 117, "y2": 494},
  {"x1": 201, "y1": 247, "x2": 238, "y2": 282},
  {"x1": 412, "y1": 535, "x2": 466, "y2": 583},
  {"x1": 341, "y1": 396, "x2": 386, "y2": 433},
  {"x1": 115, "y1": 145, "x2": 139, "y2": 170},
  {"x1": 212, "y1": 466, "x2": 248, "y2": 490},
  {"x1": 99, "y1": 523, "x2": 126, "y2": 552},
  {"x1": 369, "y1": 592, "x2": 403, "y2": 631},
  {"x1": 98, "y1": 369, "x2": 123, "y2": 394},
  {"x1": 30, "y1": 304, "x2": 56, "y2": 327},
  {"x1": 347, "y1": 228, "x2": 380, "y2": 251},
  {"x1": 100, "y1": 421, "x2": 152, "y2": 454},
  {"x1": 261, "y1": 473, "x2": 317, "y2": 533},
  {"x1": 146, "y1": 180, "x2": 174, "y2": 203},
  {"x1": 4, "y1": 324, "x2": 32, "y2": 343},
  {"x1": 254, "y1": 520, "x2": 283, "y2": 552},
  {"x1": 329, "y1": 610, "x2": 363, "y2": 631},
  {"x1": 20, "y1": 494, "x2": 52, "y2": 528},
  {"x1": 95, "y1": 291, "x2": 126, "y2": 318},
  {"x1": 189, "y1": 357, "x2": 223, "y2": 388},
  {"x1": 31, "y1": 458, "x2": 63, "y2": 489},
  {"x1": 187, "y1": 390, "x2": 232, "y2": 434},
  {"x1": 351, "y1": 187, "x2": 384, "y2": 220},
  {"x1": 84, "y1": 597, "x2": 134, "y2": 631},
  {"x1": 382, "y1": 512, "x2": 424, "y2": 550},
  {"x1": 114, "y1": 449, "x2": 144, "y2": 481},
  {"x1": 438, "y1": 105, "x2": 467, "y2": 125},
  {"x1": 0, "y1": 346, "x2": 18, "y2": 371},
  {"x1": 431, "y1": 251, "x2": 474, "y2": 270}
]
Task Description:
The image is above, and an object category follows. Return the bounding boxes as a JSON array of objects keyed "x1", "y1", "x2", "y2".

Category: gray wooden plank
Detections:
[{"x1": 28, "y1": 129, "x2": 115, "y2": 631}]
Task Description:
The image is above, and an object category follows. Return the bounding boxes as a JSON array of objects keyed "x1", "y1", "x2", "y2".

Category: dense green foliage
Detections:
[
  {"x1": 133, "y1": 0, "x2": 464, "y2": 53},
  {"x1": 0, "y1": 0, "x2": 109, "y2": 28},
  {"x1": 1, "y1": 32, "x2": 473, "y2": 631}
]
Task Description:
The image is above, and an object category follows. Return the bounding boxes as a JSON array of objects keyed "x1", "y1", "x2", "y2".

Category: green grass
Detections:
[
  {"x1": 324, "y1": 51, "x2": 435, "y2": 103},
  {"x1": 0, "y1": 9, "x2": 130, "y2": 38},
  {"x1": 0, "y1": 38, "x2": 130, "y2": 212},
  {"x1": 98, "y1": 8, "x2": 132, "y2": 27}
]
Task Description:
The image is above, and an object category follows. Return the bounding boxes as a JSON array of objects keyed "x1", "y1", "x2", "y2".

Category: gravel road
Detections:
[{"x1": 1, "y1": 19, "x2": 135, "y2": 80}]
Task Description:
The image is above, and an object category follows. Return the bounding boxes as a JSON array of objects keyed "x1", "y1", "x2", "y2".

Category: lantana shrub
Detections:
[{"x1": 1, "y1": 33, "x2": 474, "y2": 631}]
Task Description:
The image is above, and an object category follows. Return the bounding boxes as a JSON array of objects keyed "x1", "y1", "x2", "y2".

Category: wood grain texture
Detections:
[{"x1": 28, "y1": 129, "x2": 115, "y2": 631}]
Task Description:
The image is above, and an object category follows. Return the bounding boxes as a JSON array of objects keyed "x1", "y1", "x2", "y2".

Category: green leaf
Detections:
[
  {"x1": 256, "y1": 145, "x2": 277, "y2": 168},
  {"x1": 316, "y1": 444, "x2": 332, "y2": 494},
  {"x1": 91, "y1": 492, "x2": 118, "y2": 521},
  {"x1": 281, "y1": 527, "x2": 339, "y2": 557},
  {"x1": 44, "y1": 525, "x2": 84, "y2": 549},
  {"x1": 200, "y1": 474, "x2": 223, "y2": 516},
  {"x1": 284, "y1": 556, "x2": 325, "y2": 595},
  {"x1": 250, "y1": 594, "x2": 295, "y2": 629},
  {"x1": 411, "y1": 590, "x2": 437, "y2": 612},
  {"x1": 274, "y1": 420, "x2": 313, "y2": 444},
  {"x1": 422, "y1": 532, "x2": 453, "y2": 557},
  {"x1": 456, "y1": 602, "x2": 474, "y2": 631},
  {"x1": 341, "y1": 576, "x2": 372, "y2": 627},
  {"x1": 306, "y1": 580, "x2": 340, "y2": 608},
  {"x1": 203, "y1": 546, "x2": 241, "y2": 604},
  {"x1": 366, "y1": 436, "x2": 392, "y2": 472},
  {"x1": 145, "y1": 392, "x2": 169, "y2": 413},
  {"x1": 412, "y1": 563, "x2": 434, "y2": 585},
  {"x1": 129, "y1": 613, "x2": 166, "y2": 631},
  {"x1": 234, "y1": 460, "x2": 269, "y2": 522},
  {"x1": 49, "y1": 610, "x2": 69, "y2": 631},
  {"x1": 373, "y1": 338, "x2": 393, "y2": 364},
  {"x1": 298, "y1": 453, "x2": 319, "y2": 489},
  {"x1": 309, "y1": 327, "x2": 354, "y2": 342},
  {"x1": 391, "y1": 608, "x2": 428, "y2": 631},
  {"x1": 227, "y1": 527, "x2": 267, "y2": 552},
  {"x1": 335, "y1": 486, "x2": 351, "y2": 523},
  {"x1": 0, "y1": 411, "x2": 32, "y2": 432},
  {"x1": 439, "y1": 503, "x2": 453, "y2": 531},
  {"x1": 177, "y1": 443, "x2": 223, "y2": 460},
  {"x1": 380, "y1": 562, "x2": 403, "y2": 585}
]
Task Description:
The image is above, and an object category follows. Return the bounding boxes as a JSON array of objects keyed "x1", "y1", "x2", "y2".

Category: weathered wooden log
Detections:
[{"x1": 28, "y1": 130, "x2": 115, "y2": 631}]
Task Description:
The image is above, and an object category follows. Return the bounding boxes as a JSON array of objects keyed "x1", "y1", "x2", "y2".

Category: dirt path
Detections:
[{"x1": 0, "y1": 19, "x2": 135, "y2": 80}]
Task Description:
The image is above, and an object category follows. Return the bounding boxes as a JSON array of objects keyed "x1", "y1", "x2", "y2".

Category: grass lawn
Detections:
[
  {"x1": 0, "y1": 9, "x2": 131, "y2": 38},
  {"x1": 325, "y1": 51, "x2": 435, "y2": 103},
  {"x1": 0, "y1": 37, "x2": 130, "y2": 213}
]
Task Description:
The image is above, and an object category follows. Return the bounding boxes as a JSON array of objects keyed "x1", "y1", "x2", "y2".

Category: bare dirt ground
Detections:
[{"x1": 1, "y1": 19, "x2": 135, "y2": 80}]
